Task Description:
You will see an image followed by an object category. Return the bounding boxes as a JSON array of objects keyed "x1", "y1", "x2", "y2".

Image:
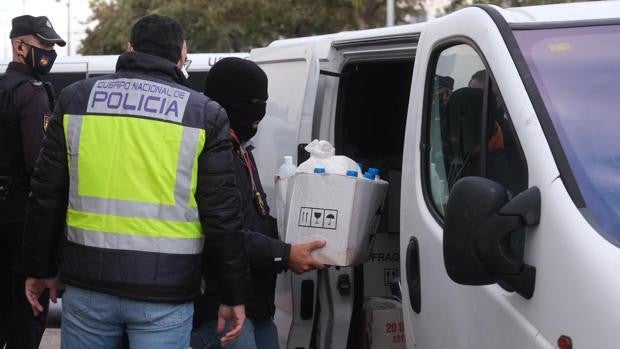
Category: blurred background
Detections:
[{"x1": 1, "y1": 0, "x2": 586, "y2": 60}]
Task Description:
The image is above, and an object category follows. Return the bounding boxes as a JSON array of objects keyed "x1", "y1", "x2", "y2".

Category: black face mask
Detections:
[
  {"x1": 227, "y1": 101, "x2": 266, "y2": 143},
  {"x1": 25, "y1": 46, "x2": 57, "y2": 75},
  {"x1": 229, "y1": 113, "x2": 258, "y2": 143}
]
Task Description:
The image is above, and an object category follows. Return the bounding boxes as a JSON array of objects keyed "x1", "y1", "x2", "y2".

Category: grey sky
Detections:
[{"x1": 0, "y1": 0, "x2": 93, "y2": 61}]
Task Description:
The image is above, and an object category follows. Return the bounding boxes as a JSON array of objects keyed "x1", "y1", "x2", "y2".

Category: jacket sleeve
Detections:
[
  {"x1": 22, "y1": 86, "x2": 71, "y2": 278},
  {"x1": 196, "y1": 100, "x2": 252, "y2": 306},
  {"x1": 15, "y1": 82, "x2": 51, "y2": 174},
  {"x1": 244, "y1": 229, "x2": 291, "y2": 274}
]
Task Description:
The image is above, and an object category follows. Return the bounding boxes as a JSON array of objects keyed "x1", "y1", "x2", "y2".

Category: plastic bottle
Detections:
[
  {"x1": 275, "y1": 155, "x2": 297, "y2": 241},
  {"x1": 346, "y1": 169, "x2": 358, "y2": 177},
  {"x1": 278, "y1": 155, "x2": 297, "y2": 178},
  {"x1": 362, "y1": 167, "x2": 381, "y2": 180},
  {"x1": 370, "y1": 167, "x2": 380, "y2": 180},
  {"x1": 362, "y1": 167, "x2": 374, "y2": 180}
]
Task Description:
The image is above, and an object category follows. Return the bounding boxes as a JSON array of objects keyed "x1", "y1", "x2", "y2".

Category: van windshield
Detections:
[{"x1": 514, "y1": 24, "x2": 620, "y2": 245}]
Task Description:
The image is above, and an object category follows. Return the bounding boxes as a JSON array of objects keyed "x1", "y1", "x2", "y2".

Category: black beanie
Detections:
[
  {"x1": 130, "y1": 14, "x2": 184, "y2": 63},
  {"x1": 204, "y1": 57, "x2": 268, "y2": 142}
]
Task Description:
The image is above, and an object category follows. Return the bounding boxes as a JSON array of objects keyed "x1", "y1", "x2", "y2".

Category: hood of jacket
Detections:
[{"x1": 115, "y1": 51, "x2": 187, "y2": 85}]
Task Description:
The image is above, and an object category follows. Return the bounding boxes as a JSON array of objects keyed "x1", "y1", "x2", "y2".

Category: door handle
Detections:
[{"x1": 406, "y1": 236, "x2": 421, "y2": 313}]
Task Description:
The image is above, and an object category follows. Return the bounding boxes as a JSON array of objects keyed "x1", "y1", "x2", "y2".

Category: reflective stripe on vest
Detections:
[
  {"x1": 63, "y1": 114, "x2": 206, "y2": 254},
  {"x1": 67, "y1": 226, "x2": 203, "y2": 254}
]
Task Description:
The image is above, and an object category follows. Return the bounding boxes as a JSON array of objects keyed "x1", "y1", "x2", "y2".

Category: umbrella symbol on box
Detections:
[
  {"x1": 326, "y1": 213, "x2": 335, "y2": 224},
  {"x1": 323, "y1": 210, "x2": 338, "y2": 229}
]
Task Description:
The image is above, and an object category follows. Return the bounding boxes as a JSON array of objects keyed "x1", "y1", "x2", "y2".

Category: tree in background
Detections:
[
  {"x1": 80, "y1": 0, "x2": 586, "y2": 55},
  {"x1": 445, "y1": 0, "x2": 584, "y2": 13},
  {"x1": 79, "y1": 0, "x2": 424, "y2": 54}
]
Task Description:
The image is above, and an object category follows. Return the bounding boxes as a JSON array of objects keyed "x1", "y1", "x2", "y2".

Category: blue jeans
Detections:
[
  {"x1": 61, "y1": 285, "x2": 193, "y2": 349},
  {"x1": 191, "y1": 317, "x2": 279, "y2": 349}
]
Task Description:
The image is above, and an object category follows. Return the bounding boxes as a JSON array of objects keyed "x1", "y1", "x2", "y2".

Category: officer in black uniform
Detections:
[{"x1": 0, "y1": 15, "x2": 65, "y2": 349}]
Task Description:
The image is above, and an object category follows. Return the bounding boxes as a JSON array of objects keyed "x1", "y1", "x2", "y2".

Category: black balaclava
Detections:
[{"x1": 203, "y1": 57, "x2": 268, "y2": 143}]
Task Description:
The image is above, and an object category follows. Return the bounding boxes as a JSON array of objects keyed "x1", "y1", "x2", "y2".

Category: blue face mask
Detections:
[{"x1": 25, "y1": 46, "x2": 57, "y2": 75}]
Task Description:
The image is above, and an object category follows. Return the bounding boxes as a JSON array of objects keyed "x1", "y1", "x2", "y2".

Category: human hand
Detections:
[
  {"x1": 288, "y1": 240, "x2": 327, "y2": 274},
  {"x1": 217, "y1": 304, "x2": 246, "y2": 346},
  {"x1": 25, "y1": 277, "x2": 58, "y2": 316}
]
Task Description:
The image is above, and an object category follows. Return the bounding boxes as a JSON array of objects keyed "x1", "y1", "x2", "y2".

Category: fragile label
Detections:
[
  {"x1": 298, "y1": 207, "x2": 338, "y2": 230},
  {"x1": 384, "y1": 268, "x2": 398, "y2": 286}
]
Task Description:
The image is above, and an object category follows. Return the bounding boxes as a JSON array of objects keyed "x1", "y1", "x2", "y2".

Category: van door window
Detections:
[{"x1": 425, "y1": 44, "x2": 528, "y2": 217}]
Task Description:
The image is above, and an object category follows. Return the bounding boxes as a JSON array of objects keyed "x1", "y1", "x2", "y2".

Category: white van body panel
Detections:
[
  {"x1": 529, "y1": 179, "x2": 620, "y2": 347},
  {"x1": 250, "y1": 43, "x2": 320, "y2": 210},
  {"x1": 401, "y1": 7, "x2": 557, "y2": 348},
  {"x1": 400, "y1": 3, "x2": 620, "y2": 348}
]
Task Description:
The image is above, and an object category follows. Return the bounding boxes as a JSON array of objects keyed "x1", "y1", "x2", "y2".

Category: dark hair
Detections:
[
  {"x1": 130, "y1": 14, "x2": 184, "y2": 63},
  {"x1": 471, "y1": 69, "x2": 487, "y2": 83}
]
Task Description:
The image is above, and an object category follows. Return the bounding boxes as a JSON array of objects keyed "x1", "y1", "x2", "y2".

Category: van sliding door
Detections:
[
  {"x1": 250, "y1": 43, "x2": 320, "y2": 208},
  {"x1": 249, "y1": 43, "x2": 321, "y2": 349}
]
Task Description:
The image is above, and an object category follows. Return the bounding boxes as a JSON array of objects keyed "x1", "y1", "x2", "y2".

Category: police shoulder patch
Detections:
[{"x1": 43, "y1": 114, "x2": 51, "y2": 132}]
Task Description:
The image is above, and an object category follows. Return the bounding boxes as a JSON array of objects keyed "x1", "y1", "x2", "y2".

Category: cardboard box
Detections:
[
  {"x1": 363, "y1": 297, "x2": 406, "y2": 349},
  {"x1": 284, "y1": 173, "x2": 388, "y2": 266},
  {"x1": 364, "y1": 233, "x2": 401, "y2": 297}
]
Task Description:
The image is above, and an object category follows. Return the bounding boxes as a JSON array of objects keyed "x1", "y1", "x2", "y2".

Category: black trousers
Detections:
[{"x1": 0, "y1": 221, "x2": 49, "y2": 349}]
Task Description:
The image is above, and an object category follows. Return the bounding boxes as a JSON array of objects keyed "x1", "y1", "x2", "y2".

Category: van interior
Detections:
[{"x1": 333, "y1": 59, "x2": 414, "y2": 348}]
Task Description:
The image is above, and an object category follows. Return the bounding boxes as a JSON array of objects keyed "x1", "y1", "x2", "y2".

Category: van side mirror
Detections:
[{"x1": 443, "y1": 177, "x2": 540, "y2": 299}]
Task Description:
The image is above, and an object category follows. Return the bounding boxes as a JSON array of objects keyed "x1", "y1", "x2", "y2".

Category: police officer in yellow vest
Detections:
[{"x1": 21, "y1": 14, "x2": 251, "y2": 348}]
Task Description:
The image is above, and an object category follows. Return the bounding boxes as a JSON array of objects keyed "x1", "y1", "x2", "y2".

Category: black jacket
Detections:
[
  {"x1": 0, "y1": 62, "x2": 53, "y2": 223},
  {"x1": 22, "y1": 52, "x2": 251, "y2": 304},
  {"x1": 195, "y1": 136, "x2": 291, "y2": 324}
]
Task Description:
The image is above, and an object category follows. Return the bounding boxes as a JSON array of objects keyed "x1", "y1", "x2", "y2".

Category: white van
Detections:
[
  {"x1": 249, "y1": 2, "x2": 620, "y2": 348},
  {"x1": 0, "y1": 52, "x2": 249, "y2": 92}
]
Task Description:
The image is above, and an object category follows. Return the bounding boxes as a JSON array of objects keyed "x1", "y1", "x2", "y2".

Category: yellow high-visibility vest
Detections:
[{"x1": 63, "y1": 113, "x2": 206, "y2": 254}]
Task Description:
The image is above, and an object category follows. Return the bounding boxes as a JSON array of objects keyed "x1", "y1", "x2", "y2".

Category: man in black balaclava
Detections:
[
  {"x1": 193, "y1": 57, "x2": 327, "y2": 349},
  {"x1": 203, "y1": 57, "x2": 268, "y2": 143}
]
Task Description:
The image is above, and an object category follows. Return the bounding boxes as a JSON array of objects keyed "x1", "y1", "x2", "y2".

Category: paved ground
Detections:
[
  {"x1": 39, "y1": 329, "x2": 60, "y2": 349},
  {"x1": 39, "y1": 300, "x2": 62, "y2": 349}
]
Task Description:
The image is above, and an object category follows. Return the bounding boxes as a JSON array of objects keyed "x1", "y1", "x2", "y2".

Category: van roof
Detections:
[
  {"x1": 0, "y1": 52, "x2": 249, "y2": 75},
  {"x1": 500, "y1": 1, "x2": 620, "y2": 23},
  {"x1": 266, "y1": 1, "x2": 620, "y2": 48}
]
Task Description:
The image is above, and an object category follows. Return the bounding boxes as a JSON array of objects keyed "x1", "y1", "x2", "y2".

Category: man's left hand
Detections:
[
  {"x1": 25, "y1": 277, "x2": 58, "y2": 316},
  {"x1": 288, "y1": 240, "x2": 327, "y2": 274}
]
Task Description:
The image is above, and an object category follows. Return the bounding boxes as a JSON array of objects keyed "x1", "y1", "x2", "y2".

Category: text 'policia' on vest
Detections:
[{"x1": 88, "y1": 79, "x2": 188, "y2": 120}]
